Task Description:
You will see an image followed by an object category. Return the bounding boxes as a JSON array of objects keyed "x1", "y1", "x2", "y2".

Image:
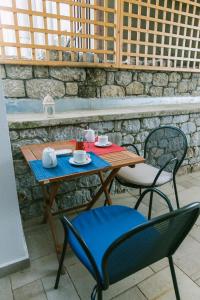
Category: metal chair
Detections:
[
  {"x1": 115, "y1": 126, "x2": 187, "y2": 216},
  {"x1": 54, "y1": 188, "x2": 200, "y2": 300}
]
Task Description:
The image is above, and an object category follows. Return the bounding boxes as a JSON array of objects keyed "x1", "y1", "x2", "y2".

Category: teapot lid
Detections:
[{"x1": 43, "y1": 147, "x2": 54, "y2": 152}]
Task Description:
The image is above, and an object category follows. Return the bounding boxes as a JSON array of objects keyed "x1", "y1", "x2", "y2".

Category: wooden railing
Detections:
[{"x1": 0, "y1": 0, "x2": 200, "y2": 72}]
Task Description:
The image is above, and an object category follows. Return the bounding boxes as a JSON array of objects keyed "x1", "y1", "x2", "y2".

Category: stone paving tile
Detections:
[
  {"x1": 138, "y1": 266, "x2": 200, "y2": 300},
  {"x1": 112, "y1": 286, "x2": 147, "y2": 299},
  {"x1": 25, "y1": 225, "x2": 55, "y2": 261},
  {"x1": 0, "y1": 277, "x2": 13, "y2": 300},
  {"x1": 189, "y1": 224, "x2": 200, "y2": 243},
  {"x1": 176, "y1": 173, "x2": 200, "y2": 189},
  {"x1": 67, "y1": 262, "x2": 153, "y2": 300},
  {"x1": 150, "y1": 258, "x2": 169, "y2": 273},
  {"x1": 10, "y1": 253, "x2": 58, "y2": 290},
  {"x1": 174, "y1": 235, "x2": 200, "y2": 281},
  {"x1": 13, "y1": 280, "x2": 47, "y2": 300},
  {"x1": 42, "y1": 274, "x2": 79, "y2": 300}
]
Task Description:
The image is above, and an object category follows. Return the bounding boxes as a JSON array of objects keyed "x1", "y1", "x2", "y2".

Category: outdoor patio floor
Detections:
[{"x1": 2, "y1": 171, "x2": 200, "y2": 300}]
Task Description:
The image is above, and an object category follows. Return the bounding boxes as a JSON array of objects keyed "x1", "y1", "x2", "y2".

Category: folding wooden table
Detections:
[{"x1": 21, "y1": 140, "x2": 144, "y2": 257}]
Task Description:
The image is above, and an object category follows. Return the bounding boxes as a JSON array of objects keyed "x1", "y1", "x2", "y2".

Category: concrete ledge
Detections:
[{"x1": 8, "y1": 103, "x2": 200, "y2": 129}]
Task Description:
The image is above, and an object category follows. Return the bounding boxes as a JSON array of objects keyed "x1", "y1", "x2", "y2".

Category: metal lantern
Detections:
[{"x1": 43, "y1": 94, "x2": 55, "y2": 118}]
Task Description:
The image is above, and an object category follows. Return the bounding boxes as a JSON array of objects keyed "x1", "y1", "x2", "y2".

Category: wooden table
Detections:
[{"x1": 21, "y1": 140, "x2": 144, "y2": 257}]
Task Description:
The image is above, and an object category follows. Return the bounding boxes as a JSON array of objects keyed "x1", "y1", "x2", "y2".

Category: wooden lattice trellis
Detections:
[{"x1": 1, "y1": 0, "x2": 200, "y2": 71}]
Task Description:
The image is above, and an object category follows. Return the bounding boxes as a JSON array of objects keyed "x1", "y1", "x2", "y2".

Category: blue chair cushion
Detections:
[{"x1": 67, "y1": 205, "x2": 147, "y2": 281}]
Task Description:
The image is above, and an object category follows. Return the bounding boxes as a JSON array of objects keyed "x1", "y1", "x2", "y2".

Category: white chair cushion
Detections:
[{"x1": 117, "y1": 163, "x2": 172, "y2": 187}]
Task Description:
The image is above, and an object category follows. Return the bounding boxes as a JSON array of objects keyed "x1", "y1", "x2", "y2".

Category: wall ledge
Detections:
[{"x1": 8, "y1": 103, "x2": 200, "y2": 129}]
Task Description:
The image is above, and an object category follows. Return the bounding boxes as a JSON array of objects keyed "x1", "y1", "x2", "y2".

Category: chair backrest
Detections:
[
  {"x1": 144, "y1": 126, "x2": 187, "y2": 172},
  {"x1": 102, "y1": 202, "x2": 200, "y2": 286}
]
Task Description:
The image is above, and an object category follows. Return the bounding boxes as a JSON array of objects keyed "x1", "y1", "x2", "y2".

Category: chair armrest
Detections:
[
  {"x1": 121, "y1": 143, "x2": 140, "y2": 156},
  {"x1": 61, "y1": 216, "x2": 101, "y2": 281},
  {"x1": 152, "y1": 157, "x2": 179, "y2": 186},
  {"x1": 134, "y1": 187, "x2": 174, "y2": 213}
]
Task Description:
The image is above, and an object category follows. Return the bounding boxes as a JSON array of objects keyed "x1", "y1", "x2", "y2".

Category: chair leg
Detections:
[
  {"x1": 54, "y1": 235, "x2": 68, "y2": 289},
  {"x1": 148, "y1": 190, "x2": 153, "y2": 220},
  {"x1": 168, "y1": 256, "x2": 180, "y2": 300},
  {"x1": 97, "y1": 288, "x2": 103, "y2": 300},
  {"x1": 173, "y1": 177, "x2": 180, "y2": 209},
  {"x1": 139, "y1": 188, "x2": 142, "y2": 197}
]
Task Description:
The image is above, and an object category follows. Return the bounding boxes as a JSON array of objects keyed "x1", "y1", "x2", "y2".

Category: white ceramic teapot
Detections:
[
  {"x1": 42, "y1": 147, "x2": 57, "y2": 168},
  {"x1": 84, "y1": 129, "x2": 96, "y2": 142}
]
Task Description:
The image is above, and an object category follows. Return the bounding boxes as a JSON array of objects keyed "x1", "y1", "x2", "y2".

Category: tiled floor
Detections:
[{"x1": 2, "y1": 171, "x2": 200, "y2": 299}]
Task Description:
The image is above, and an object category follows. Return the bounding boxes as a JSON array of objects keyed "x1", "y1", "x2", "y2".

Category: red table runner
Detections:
[{"x1": 70, "y1": 140, "x2": 125, "y2": 155}]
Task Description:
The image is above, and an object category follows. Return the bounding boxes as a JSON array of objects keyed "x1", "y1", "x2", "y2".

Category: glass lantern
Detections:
[{"x1": 43, "y1": 94, "x2": 55, "y2": 118}]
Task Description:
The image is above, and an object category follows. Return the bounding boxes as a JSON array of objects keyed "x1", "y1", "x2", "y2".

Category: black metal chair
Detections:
[
  {"x1": 54, "y1": 188, "x2": 200, "y2": 300},
  {"x1": 115, "y1": 126, "x2": 187, "y2": 216}
]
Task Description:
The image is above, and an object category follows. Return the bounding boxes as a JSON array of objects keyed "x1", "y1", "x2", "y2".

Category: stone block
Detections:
[
  {"x1": 66, "y1": 82, "x2": 78, "y2": 96},
  {"x1": 141, "y1": 117, "x2": 160, "y2": 130},
  {"x1": 9, "y1": 130, "x2": 19, "y2": 141},
  {"x1": 3, "y1": 79, "x2": 25, "y2": 97},
  {"x1": 192, "y1": 91, "x2": 200, "y2": 96},
  {"x1": 50, "y1": 67, "x2": 86, "y2": 81},
  {"x1": 169, "y1": 82, "x2": 178, "y2": 88},
  {"x1": 20, "y1": 128, "x2": 49, "y2": 140},
  {"x1": 34, "y1": 66, "x2": 49, "y2": 78},
  {"x1": 0, "y1": 65, "x2": 6, "y2": 79},
  {"x1": 122, "y1": 119, "x2": 140, "y2": 133},
  {"x1": 138, "y1": 72, "x2": 153, "y2": 83},
  {"x1": 26, "y1": 79, "x2": 65, "y2": 98},
  {"x1": 136, "y1": 131, "x2": 149, "y2": 143},
  {"x1": 177, "y1": 81, "x2": 188, "y2": 93},
  {"x1": 173, "y1": 115, "x2": 189, "y2": 123},
  {"x1": 191, "y1": 132, "x2": 200, "y2": 146},
  {"x1": 149, "y1": 86, "x2": 163, "y2": 97},
  {"x1": 123, "y1": 134, "x2": 134, "y2": 144},
  {"x1": 101, "y1": 85, "x2": 125, "y2": 97},
  {"x1": 160, "y1": 116, "x2": 173, "y2": 124},
  {"x1": 153, "y1": 73, "x2": 168, "y2": 86},
  {"x1": 107, "y1": 132, "x2": 122, "y2": 145},
  {"x1": 169, "y1": 72, "x2": 181, "y2": 82},
  {"x1": 86, "y1": 69, "x2": 106, "y2": 86},
  {"x1": 5, "y1": 65, "x2": 32, "y2": 79},
  {"x1": 182, "y1": 72, "x2": 191, "y2": 79},
  {"x1": 90, "y1": 121, "x2": 114, "y2": 132},
  {"x1": 106, "y1": 71, "x2": 115, "y2": 85},
  {"x1": 78, "y1": 85, "x2": 96, "y2": 98},
  {"x1": 188, "y1": 79, "x2": 197, "y2": 91},
  {"x1": 115, "y1": 71, "x2": 132, "y2": 86},
  {"x1": 181, "y1": 122, "x2": 196, "y2": 134},
  {"x1": 14, "y1": 160, "x2": 30, "y2": 176},
  {"x1": 126, "y1": 81, "x2": 144, "y2": 95},
  {"x1": 163, "y1": 87, "x2": 175, "y2": 96}
]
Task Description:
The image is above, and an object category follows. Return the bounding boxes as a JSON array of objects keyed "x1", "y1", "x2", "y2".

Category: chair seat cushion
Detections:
[
  {"x1": 68, "y1": 205, "x2": 147, "y2": 281},
  {"x1": 117, "y1": 163, "x2": 172, "y2": 187}
]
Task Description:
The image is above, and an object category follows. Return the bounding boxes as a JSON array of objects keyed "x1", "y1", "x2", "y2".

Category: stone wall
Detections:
[
  {"x1": 1, "y1": 64, "x2": 200, "y2": 99},
  {"x1": 10, "y1": 111, "x2": 200, "y2": 220}
]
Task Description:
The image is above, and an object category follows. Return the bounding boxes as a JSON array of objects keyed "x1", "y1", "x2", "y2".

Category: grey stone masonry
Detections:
[
  {"x1": 3, "y1": 64, "x2": 200, "y2": 98},
  {"x1": 9, "y1": 108, "x2": 200, "y2": 220}
]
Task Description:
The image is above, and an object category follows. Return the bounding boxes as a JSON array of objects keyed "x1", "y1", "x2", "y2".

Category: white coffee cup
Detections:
[
  {"x1": 98, "y1": 135, "x2": 109, "y2": 145},
  {"x1": 73, "y1": 150, "x2": 88, "y2": 163}
]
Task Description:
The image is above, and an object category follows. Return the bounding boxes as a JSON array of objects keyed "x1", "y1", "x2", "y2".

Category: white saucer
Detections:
[
  {"x1": 69, "y1": 157, "x2": 92, "y2": 166},
  {"x1": 94, "y1": 141, "x2": 112, "y2": 148},
  {"x1": 55, "y1": 149, "x2": 72, "y2": 156}
]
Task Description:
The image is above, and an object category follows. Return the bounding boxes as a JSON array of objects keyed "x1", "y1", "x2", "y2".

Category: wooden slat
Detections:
[{"x1": 1, "y1": 0, "x2": 200, "y2": 71}]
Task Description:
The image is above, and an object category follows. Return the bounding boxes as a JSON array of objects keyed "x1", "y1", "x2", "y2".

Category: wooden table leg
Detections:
[
  {"x1": 98, "y1": 171, "x2": 112, "y2": 206},
  {"x1": 41, "y1": 183, "x2": 62, "y2": 257},
  {"x1": 87, "y1": 168, "x2": 120, "y2": 210}
]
